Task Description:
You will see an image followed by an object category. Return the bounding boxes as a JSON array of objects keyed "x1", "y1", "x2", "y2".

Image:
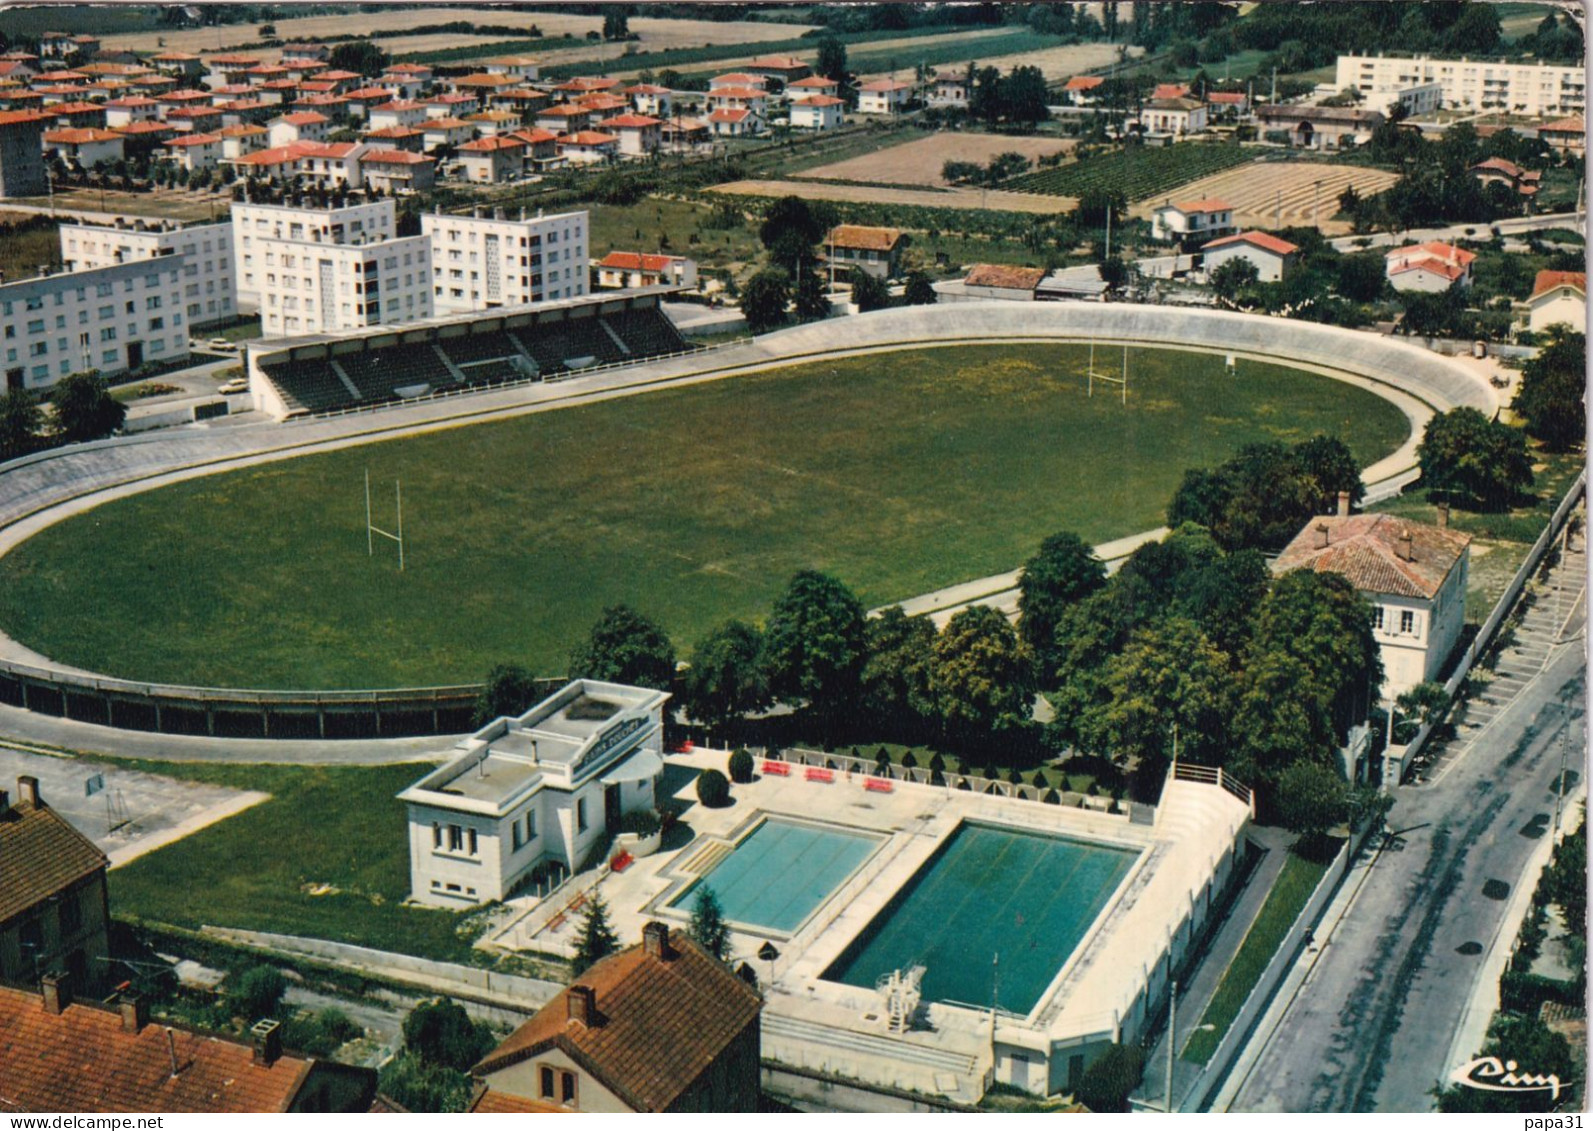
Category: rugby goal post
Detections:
[{"x1": 365, "y1": 468, "x2": 405, "y2": 571}]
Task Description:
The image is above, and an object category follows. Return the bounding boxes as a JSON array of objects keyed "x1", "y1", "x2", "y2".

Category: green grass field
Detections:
[
  {"x1": 108, "y1": 760, "x2": 482, "y2": 964},
  {"x1": 0, "y1": 345, "x2": 1408, "y2": 689}
]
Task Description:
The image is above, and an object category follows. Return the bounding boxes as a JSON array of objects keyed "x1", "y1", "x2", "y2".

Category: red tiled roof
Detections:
[
  {"x1": 795, "y1": 95, "x2": 845, "y2": 108},
  {"x1": 1531, "y1": 269, "x2": 1586, "y2": 300},
  {"x1": 859, "y1": 78, "x2": 913, "y2": 92},
  {"x1": 102, "y1": 95, "x2": 157, "y2": 108},
  {"x1": 965, "y1": 263, "x2": 1047, "y2": 290},
  {"x1": 709, "y1": 73, "x2": 764, "y2": 86},
  {"x1": 290, "y1": 141, "x2": 359, "y2": 159},
  {"x1": 828, "y1": 223, "x2": 902, "y2": 251},
  {"x1": 538, "y1": 104, "x2": 589, "y2": 118},
  {"x1": 164, "y1": 131, "x2": 222, "y2": 148},
  {"x1": 0, "y1": 789, "x2": 105, "y2": 925},
  {"x1": 1168, "y1": 197, "x2": 1232, "y2": 214},
  {"x1": 1063, "y1": 75, "x2": 1105, "y2": 91},
  {"x1": 1472, "y1": 156, "x2": 1524, "y2": 177},
  {"x1": 1273, "y1": 514, "x2": 1470, "y2": 600},
  {"x1": 275, "y1": 110, "x2": 327, "y2": 126},
  {"x1": 623, "y1": 83, "x2": 674, "y2": 95},
  {"x1": 1386, "y1": 241, "x2": 1477, "y2": 268},
  {"x1": 507, "y1": 128, "x2": 558, "y2": 146},
  {"x1": 363, "y1": 126, "x2": 424, "y2": 139},
  {"x1": 554, "y1": 77, "x2": 619, "y2": 91},
  {"x1": 789, "y1": 75, "x2": 838, "y2": 89},
  {"x1": 360, "y1": 148, "x2": 431, "y2": 165},
  {"x1": 468, "y1": 1088, "x2": 567, "y2": 1113},
  {"x1": 421, "y1": 116, "x2": 471, "y2": 130},
  {"x1": 344, "y1": 86, "x2": 396, "y2": 100},
  {"x1": 207, "y1": 55, "x2": 260, "y2": 66},
  {"x1": 44, "y1": 127, "x2": 124, "y2": 144},
  {"x1": 115, "y1": 121, "x2": 175, "y2": 136},
  {"x1": 1202, "y1": 230, "x2": 1300, "y2": 256},
  {"x1": 1538, "y1": 116, "x2": 1584, "y2": 134},
  {"x1": 706, "y1": 108, "x2": 752, "y2": 123},
  {"x1": 458, "y1": 135, "x2": 525, "y2": 153},
  {"x1": 473, "y1": 928, "x2": 760, "y2": 1113},
  {"x1": 599, "y1": 251, "x2": 686, "y2": 272},
  {"x1": 1207, "y1": 91, "x2": 1247, "y2": 103},
  {"x1": 1153, "y1": 82, "x2": 1190, "y2": 99},
  {"x1": 600, "y1": 113, "x2": 661, "y2": 129},
  {"x1": 0, "y1": 110, "x2": 50, "y2": 127},
  {"x1": 708, "y1": 86, "x2": 766, "y2": 100},
  {"x1": 383, "y1": 63, "x2": 432, "y2": 74},
  {"x1": 558, "y1": 130, "x2": 618, "y2": 147}
]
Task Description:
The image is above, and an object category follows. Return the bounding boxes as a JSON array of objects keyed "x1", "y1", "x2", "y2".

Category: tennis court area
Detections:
[
  {"x1": 668, "y1": 817, "x2": 884, "y2": 935},
  {"x1": 825, "y1": 823, "x2": 1139, "y2": 1015}
]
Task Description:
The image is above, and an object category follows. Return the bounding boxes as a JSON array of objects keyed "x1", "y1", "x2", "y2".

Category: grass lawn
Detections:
[
  {"x1": 6, "y1": 188, "x2": 222, "y2": 223},
  {"x1": 0, "y1": 344, "x2": 1408, "y2": 689},
  {"x1": 586, "y1": 196, "x2": 763, "y2": 281},
  {"x1": 107, "y1": 760, "x2": 482, "y2": 965},
  {"x1": 0, "y1": 212, "x2": 63, "y2": 284},
  {"x1": 1181, "y1": 848, "x2": 1334, "y2": 1065}
]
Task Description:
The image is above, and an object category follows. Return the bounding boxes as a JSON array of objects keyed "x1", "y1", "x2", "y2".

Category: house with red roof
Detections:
[
  {"x1": 358, "y1": 147, "x2": 435, "y2": 194},
  {"x1": 535, "y1": 103, "x2": 593, "y2": 135},
  {"x1": 266, "y1": 109, "x2": 328, "y2": 148},
  {"x1": 162, "y1": 130, "x2": 224, "y2": 172},
  {"x1": 1201, "y1": 230, "x2": 1301, "y2": 283},
  {"x1": 1061, "y1": 74, "x2": 1105, "y2": 105},
  {"x1": 1384, "y1": 241, "x2": 1475, "y2": 292},
  {"x1": 596, "y1": 251, "x2": 698, "y2": 290},
  {"x1": 1150, "y1": 197, "x2": 1234, "y2": 243},
  {"x1": 1535, "y1": 115, "x2": 1584, "y2": 157},
  {"x1": 457, "y1": 134, "x2": 526, "y2": 182},
  {"x1": 507, "y1": 127, "x2": 561, "y2": 171},
  {"x1": 707, "y1": 72, "x2": 768, "y2": 92},
  {"x1": 217, "y1": 123, "x2": 268, "y2": 159},
  {"x1": 163, "y1": 105, "x2": 225, "y2": 134},
  {"x1": 1471, "y1": 156, "x2": 1541, "y2": 200},
  {"x1": 599, "y1": 113, "x2": 662, "y2": 156},
  {"x1": 419, "y1": 116, "x2": 475, "y2": 149},
  {"x1": 558, "y1": 130, "x2": 619, "y2": 164},
  {"x1": 1136, "y1": 95, "x2": 1207, "y2": 137},
  {"x1": 706, "y1": 106, "x2": 760, "y2": 137},
  {"x1": 622, "y1": 83, "x2": 674, "y2": 117},
  {"x1": 1524, "y1": 269, "x2": 1585, "y2": 334},
  {"x1": 857, "y1": 78, "x2": 914, "y2": 115},
  {"x1": 706, "y1": 85, "x2": 768, "y2": 115},
  {"x1": 790, "y1": 93, "x2": 845, "y2": 131},
  {"x1": 745, "y1": 55, "x2": 812, "y2": 85},
  {"x1": 44, "y1": 126, "x2": 125, "y2": 168},
  {"x1": 1205, "y1": 89, "x2": 1250, "y2": 117},
  {"x1": 426, "y1": 92, "x2": 480, "y2": 119},
  {"x1": 788, "y1": 74, "x2": 842, "y2": 103},
  {"x1": 367, "y1": 100, "x2": 429, "y2": 132}
]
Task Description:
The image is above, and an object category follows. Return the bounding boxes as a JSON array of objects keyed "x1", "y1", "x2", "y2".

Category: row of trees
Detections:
[{"x1": 0, "y1": 372, "x2": 128, "y2": 463}]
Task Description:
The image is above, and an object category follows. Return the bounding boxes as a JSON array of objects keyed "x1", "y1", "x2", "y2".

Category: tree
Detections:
[
  {"x1": 230, "y1": 965, "x2": 286, "y2": 1021},
  {"x1": 1274, "y1": 760, "x2": 1349, "y2": 840},
  {"x1": 930, "y1": 605, "x2": 1035, "y2": 746},
  {"x1": 568, "y1": 605, "x2": 675, "y2": 690},
  {"x1": 695, "y1": 767, "x2": 730, "y2": 807},
  {"x1": 0, "y1": 388, "x2": 41, "y2": 462},
  {"x1": 50, "y1": 371, "x2": 125, "y2": 443},
  {"x1": 474, "y1": 662, "x2": 539, "y2": 725},
  {"x1": 851, "y1": 270, "x2": 889, "y2": 312},
  {"x1": 1394, "y1": 680, "x2": 1449, "y2": 740},
  {"x1": 761, "y1": 569, "x2": 868, "y2": 725},
  {"x1": 904, "y1": 270, "x2": 938, "y2": 305},
  {"x1": 999, "y1": 64, "x2": 1050, "y2": 128},
  {"x1": 1513, "y1": 328, "x2": 1585, "y2": 451},
  {"x1": 968, "y1": 64, "x2": 1002, "y2": 125},
  {"x1": 816, "y1": 35, "x2": 847, "y2": 84},
  {"x1": 601, "y1": 6, "x2": 632, "y2": 40},
  {"x1": 258, "y1": 23, "x2": 276, "y2": 37},
  {"x1": 1075, "y1": 1044, "x2": 1145, "y2": 1113},
  {"x1": 573, "y1": 893, "x2": 619, "y2": 976},
  {"x1": 727, "y1": 747, "x2": 754, "y2": 783},
  {"x1": 860, "y1": 605, "x2": 938, "y2": 735},
  {"x1": 378, "y1": 1052, "x2": 474, "y2": 1113},
  {"x1": 1417, "y1": 407, "x2": 1534, "y2": 511},
  {"x1": 689, "y1": 886, "x2": 729, "y2": 959},
  {"x1": 758, "y1": 195, "x2": 834, "y2": 273},
  {"x1": 739, "y1": 269, "x2": 790, "y2": 333},
  {"x1": 1017, "y1": 530, "x2": 1106, "y2": 674},
  {"x1": 1097, "y1": 256, "x2": 1127, "y2": 292},
  {"x1": 1292, "y1": 434, "x2": 1365, "y2": 513},
  {"x1": 401, "y1": 998, "x2": 494, "y2": 1072},
  {"x1": 328, "y1": 40, "x2": 391, "y2": 78},
  {"x1": 680, "y1": 620, "x2": 767, "y2": 729},
  {"x1": 1334, "y1": 252, "x2": 1388, "y2": 303},
  {"x1": 1209, "y1": 257, "x2": 1258, "y2": 302},
  {"x1": 791, "y1": 262, "x2": 831, "y2": 322}
]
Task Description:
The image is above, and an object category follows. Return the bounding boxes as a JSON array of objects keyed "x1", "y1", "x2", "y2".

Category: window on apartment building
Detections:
[
  {"x1": 149, "y1": 338, "x2": 164, "y2": 353},
  {"x1": 1400, "y1": 610, "x2": 1416, "y2": 634},
  {"x1": 431, "y1": 822, "x2": 441, "y2": 849},
  {"x1": 148, "y1": 317, "x2": 163, "y2": 331},
  {"x1": 29, "y1": 342, "x2": 46, "y2": 357},
  {"x1": 25, "y1": 296, "x2": 41, "y2": 311},
  {"x1": 30, "y1": 364, "x2": 47, "y2": 380},
  {"x1": 100, "y1": 350, "x2": 117, "y2": 365},
  {"x1": 448, "y1": 824, "x2": 463, "y2": 851},
  {"x1": 96, "y1": 282, "x2": 113, "y2": 297},
  {"x1": 97, "y1": 305, "x2": 113, "y2": 320},
  {"x1": 146, "y1": 295, "x2": 161, "y2": 310},
  {"x1": 54, "y1": 315, "x2": 64, "y2": 329},
  {"x1": 99, "y1": 327, "x2": 117, "y2": 342},
  {"x1": 561, "y1": 1072, "x2": 576, "y2": 1105}
]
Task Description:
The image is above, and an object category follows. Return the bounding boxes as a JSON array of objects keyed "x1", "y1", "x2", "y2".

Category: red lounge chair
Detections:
[
  {"x1": 805, "y1": 767, "x2": 834, "y2": 783},
  {"x1": 763, "y1": 760, "x2": 791, "y2": 776}
]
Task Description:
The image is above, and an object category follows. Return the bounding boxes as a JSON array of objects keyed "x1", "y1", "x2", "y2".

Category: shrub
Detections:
[
  {"x1": 1043, "y1": 788, "x2": 1061, "y2": 804},
  {"x1": 1075, "y1": 1044, "x2": 1146, "y2": 1113},
  {"x1": 617, "y1": 809, "x2": 661, "y2": 837},
  {"x1": 728, "y1": 748, "x2": 754, "y2": 783},
  {"x1": 230, "y1": 965, "x2": 286, "y2": 1022},
  {"x1": 900, "y1": 750, "x2": 918, "y2": 770},
  {"x1": 696, "y1": 769, "x2": 731, "y2": 808}
]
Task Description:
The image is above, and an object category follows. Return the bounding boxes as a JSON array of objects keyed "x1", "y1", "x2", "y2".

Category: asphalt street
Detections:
[{"x1": 1228, "y1": 559, "x2": 1587, "y2": 1112}]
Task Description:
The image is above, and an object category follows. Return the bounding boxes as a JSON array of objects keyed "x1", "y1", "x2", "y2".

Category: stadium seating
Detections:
[
  {"x1": 602, "y1": 308, "x2": 691, "y2": 357},
  {"x1": 259, "y1": 358, "x2": 355, "y2": 415},
  {"x1": 439, "y1": 331, "x2": 525, "y2": 366}
]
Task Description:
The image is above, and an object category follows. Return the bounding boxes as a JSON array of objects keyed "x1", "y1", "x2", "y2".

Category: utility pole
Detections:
[{"x1": 1165, "y1": 979, "x2": 1178, "y2": 1114}]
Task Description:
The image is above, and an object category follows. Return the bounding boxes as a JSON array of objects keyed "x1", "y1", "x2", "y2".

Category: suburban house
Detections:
[
  {"x1": 0, "y1": 777, "x2": 109, "y2": 994},
  {"x1": 535, "y1": 103, "x2": 593, "y2": 135},
  {"x1": 1150, "y1": 197, "x2": 1235, "y2": 243},
  {"x1": 358, "y1": 148, "x2": 436, "y2": 194},
  {"x1": 621, "y1": 83, "x2": 674, "y2": 117},
  {"x1": 828, "y1": 224, "x2": 905, "y2": 279},
  {"x1": 398, "y1": 680, "x2": 669, "y2": 907},
  {"x1": 929, "y1": 73, "x2": 969, "y2": 107},
  {"x1": 1524, "y1": 269, "x2": 1586, "y2": 334},
  {"x1": 787, "y1": 75, "x2": 841, "y2": 102},
  {"x1": 595, "y1": 251, "x2": 698, "y2": 290},
  {"x1": 1536, "y1": 115, "x2": 1585, "y2": 157},
  {"x1": 1201, "y1": 230, "x2": 1301, "y2": 283},
  {"x1": 1274, "y1": 507, "x2": 1471, "y2": 700},
  {"x1": 470, "y1": 921, "x2": 762, "y2": 1113},
  {"x1": 962, "y1": 263, "x2": 1047, "y2": 301},
  {"x1": 101, "y1": 95, "x2": 159, "y2": 128},
  {"x1": 789, "y1": 94, "x2": 844, "y2": 131},
  {"x1": 1152, "y1": 82, "x2": 1191, "y2": 100},
  {"x1": 1384, "y1": 241, "x2": 1475, "y2": 292},
  {"x1": 857, "y1": 78, "x2": 914, "y2": 115},
  {"x1": 1470, "y1": 156, "x2": 1541, "y2": 201},
  {"x1": 599, "y1": 114, "x2": 662, "y2": 156},
  {"x1": 217, "y1": 123, "x2": 268, "y2": 159},
  {"x1": 0, "y1": 979, "x2": 377, "y2": 1112},
  {"x1": 457, "y1": 134, "x2": 526, "y2": 183},
  {"x1": 418, "y1": 117, "x2": 474, "y2": 150},
  {"x1": 661, "y1": 118, "x2": 710, "y2": 148},
  {"x1": 367, "y1": 100, "x2": 429, "y2": 131},
  {"x1": 1205, "y1": 89, "x2": 1250, "y2": 118},
  {"x1": 706, "y1": 85, "x2": 768, "y2": 116},
  {"x1": 707, "y1": 72, "x2": 767, "y2": 92},
  {"x1": 744, "y1": 55, "x2": 812, "y2": 86},
  {"x1": 507, "y1": 127, "x2": 561, "y2": 171},
  {"x1": 162, "y1": 130, "x2": 224, "y2": 172},
  {"x1": 1137, "y1": 96, "x2": 1208, "y2": 136},
  {"x1": 1256, "y1": 104, "x2": 1384, "y2": 149},
  {"x1": 265, "y1": 109, "x2": 328, "y2": 148},
  {"x1": 1061, "y1": 74, "x2": 1104, "y2": 105},
  {"x1": 557, "y1": 130, "x2": 619, "y2": 164},
  {"x1": 706, "y1": 108, "x2": 760, "y2": 137},
  {"x1": 43, "y1": 126, "x2": 125, "y2": 168}
]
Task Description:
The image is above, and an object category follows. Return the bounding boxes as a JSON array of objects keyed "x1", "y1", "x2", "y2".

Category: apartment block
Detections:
[
  {"x1": 1335, "y1": 54, "x2": 1585, "y2": 117},
  {"x1": 60, "y1": 218, "x2": 236, "y2": 329},
  {"x1": 420, "y1": 207, "x2": 588, "y2": 317}
]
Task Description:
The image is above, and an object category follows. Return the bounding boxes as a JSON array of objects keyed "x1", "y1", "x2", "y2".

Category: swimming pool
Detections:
[
  {"x1": 668, "y1": 817, "x2": 884, "y2": 936},
  {"x1": 824, "y1": 823, "x2": 1139, "y2": 1015}
]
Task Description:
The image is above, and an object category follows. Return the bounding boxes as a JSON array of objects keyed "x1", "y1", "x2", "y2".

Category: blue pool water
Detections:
[
  {"x1": 669, "y1": 817, "x2": 882, "y2": 934},
  {"x1": 825, "y1": 823, "x2": 1139, "y2": 1014}
]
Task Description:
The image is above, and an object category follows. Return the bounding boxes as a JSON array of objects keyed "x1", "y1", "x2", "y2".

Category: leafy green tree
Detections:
[
  {"x1": 1230, "y1": 649, "x2": 1337, "y2": 788},
  {"x1": 816, "y1": 35, "x2": 847, "y2": 84},
  {"x1": 1332, "y1": 252, "x2": 1387, "y2": 302},
  {"x1": 904, "y1": 270, "x2": 938, "y2": 305},
  {"x1": 568, "y1": 605, "x2": 675, "y2": 690},
  {"x1": 50, "y1": 371, "x2": 125, "y2": 443},
  {"x1": 695, "y1": 767, "x2": 730, "y2": 808},
  {"x1": 328, "y1": 40, "x2": 391, "y2": 77},
  {"x1": 1394, "y1": 680, "x2": 1450, "y2": 740},
  {"x1": 1075, "y1": 1044, "x2": 1145, "y2": 1113},
  {"x1": 1292, "y1": 434, "x2": 1365, "y2": 512},
  {"x1": 230, "y1": 965, "x2": 286, "y2": 1021},
  {"x1": 680, "y1": 620, "x2": 767, "y2": 729},
  {"x1": 401, "y1": 998, "x2": 494, "y2": 1072},
  {"x1": 1513, "y1": 328, "x2": 1585, "y2": 451},
  {"x1": 930, "y1": 605, "x2": 1035, "y2": 745},
  {"x1": 1017, "y1": 530, "x2": 1107, "y2": 676},
  {"x1": 1174, "y1": 545, "x2": 1271, "y2": 656},
  {"x1": 1096, "y1": 256, "x2": 1127, "y2": 292},
  {"x1": 761, "y1": 569, "x2": 868, "y2": 725},
  {"x1": 474, "y1": 662, "x2": 539, "y2": 725},
  {"x1": 860, "y1": 605, "x2": 938, "y2": 735},
  {"x1": 999, "y1": 64, "x2": 1050, "y2": 128},
  {"x1": 1209, "y1": 257, "x2": 1258, "y2": 302},
  {"x1": 851, "y1": 271, "x2": 889, "y2": 312},
  {"x1": 1417, "y1": 407, "x2": 1534, "y2": 511},
  {"x1": 0, "y1": 388, "x2": 41, "y2": 462},
  {"x1": 689, "y1": 886, "x2": 729, "y2": 959},
  {"x1": 968, "y1": 64, "x2": 1002, "y2": 125},
  {"x1": 601, "y1": 5, "x2": 631, "y2": 39},
  {"x1": 1081, "y1": 617, "x2": 1231, "y2": 771},
  {"x1": 378, "y1": 1051, "x2": 474, "y2": 1113},
  {"x1": 1544, "y1": 819, "x2": 1586, "y2": 937},
  {"x1": 739, "y1": 269, "x2": 790, "y2": 334},
  {"x1": 791, "y1": 261, "x2": 832, "y2": 322},
  {"x1": 1274, "y1": 760, "x2": 1349, "y2": 840},
  {"x1": 758, "y1": 196, "x2": 835, "y2": 273},
  {"x1": 573, "y1": 893, "x2": 619, "y2": 976}
]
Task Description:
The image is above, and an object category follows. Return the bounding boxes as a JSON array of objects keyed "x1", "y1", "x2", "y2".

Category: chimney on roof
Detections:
[
  {"x1": 119, "y1": 993, "x2": 148, "y2": 1033},
  {"x1": 567, "y1": 984, "x2": 597, "y2": 1027},
  {"x1": 1337, "y1": 490, "x2": 1351, "y2": 518},
  {"x1": 1438, "y1": 502, "x2": 1450, "y2": 529},
  {"x1": 41, "y1": 972, "x2": 71, "y2": 1015},
  {"x1": 1315, "y1": 521, "x2": 1329, "y2": 550},
  {"x1": 17, "y1": 776, "x2": 39, "y2": 807},
  {"x1": 642, "y1": 920, "x2": 673, "y2": 961},
  {"x1": 1399, "y1": 529, "x2": 1415, "y2": 562},
  {"x1": 251, "y1": 1018, "x2": 283, "y2": 1066}
]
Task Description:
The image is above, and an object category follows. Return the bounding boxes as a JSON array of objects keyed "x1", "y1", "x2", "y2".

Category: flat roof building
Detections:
[
  {"x1": 0, "y1": 110, "x2": 48, "y2": 197},
  {"x1": 1336, "y1": 54, "x2": 1585, "y2": 118},
  {"x1": 59, "y1": 218, "x2": 235, "y2": 329},
  {"x1": 421, "y1": 208, "x2": 589, "y2": 316}
]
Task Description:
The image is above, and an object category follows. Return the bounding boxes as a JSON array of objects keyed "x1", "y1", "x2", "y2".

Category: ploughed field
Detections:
[{"x1": 0, "y1": 345, "x2": 1408, "y2": 689}]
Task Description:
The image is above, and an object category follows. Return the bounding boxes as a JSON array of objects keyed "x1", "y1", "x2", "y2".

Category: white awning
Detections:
[{"x1": 600, "y1": 748, "x2": 663, "y2": 785}]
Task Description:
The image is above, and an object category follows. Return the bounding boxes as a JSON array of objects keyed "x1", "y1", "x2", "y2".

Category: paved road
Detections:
[{"x1": 1227, "y1": 543, "x2": 1587, "y2": 1112}]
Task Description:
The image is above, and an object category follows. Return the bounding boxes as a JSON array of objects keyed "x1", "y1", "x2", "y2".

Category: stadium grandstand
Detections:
[{"x1": 245, "y1": 291, "x2": 694, "y2": 419}]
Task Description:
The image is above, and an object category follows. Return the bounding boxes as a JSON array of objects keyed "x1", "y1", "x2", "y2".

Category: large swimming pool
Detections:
[
  {"x1": 824, "y1": 823, "x2": 1139, "y2": 1015},
  {"x1": 667, "y1": 817, "x2": 884, "y2": 936}
]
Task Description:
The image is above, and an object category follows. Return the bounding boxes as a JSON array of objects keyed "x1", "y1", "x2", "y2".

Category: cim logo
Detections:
[{"x1": 1449, "y1": 1056, "x2": 1573, "y2": 1102}]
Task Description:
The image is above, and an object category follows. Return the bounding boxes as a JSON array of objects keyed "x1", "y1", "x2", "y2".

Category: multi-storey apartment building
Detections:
[
  {"x1": 1335, "y1": 54, "x2": 1585, "y2": 117},
  {"x1": 0, "y1": 256, "x2": 188, "y2": 391},
  {"x1": 232, "y1": 199, "x2": 432, "y2": 337},
  {"x1": 420, "y1": 207, "x2": 588, "y2": 316},
  {"x1": 59, "y1": 218, "x2": 236, "y2": 329},
  {"x1": 0, "y1": 110, "x2": 50, "y2": 197}
]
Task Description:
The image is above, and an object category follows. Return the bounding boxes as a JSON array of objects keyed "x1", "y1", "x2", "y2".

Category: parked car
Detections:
[
  {"x1": 218, "y1": 377, "x2": 249, "y2": 395},
  {"x1": 208, "y1": 338, "x2": 240, "y2": 353}
]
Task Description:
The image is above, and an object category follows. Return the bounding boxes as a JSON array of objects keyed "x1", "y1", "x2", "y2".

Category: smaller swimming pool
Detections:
[{"x1": 668, "y1": 816, "x2": 883, "y2": 936}]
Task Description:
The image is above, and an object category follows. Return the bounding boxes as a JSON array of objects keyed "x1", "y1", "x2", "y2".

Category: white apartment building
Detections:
[
  {"x1": 1335, "y1": 54, "x2": 1585, "y2": 117},
  {"x1": 1, "y1": 257, "x2": 189, "y2": 392},
  {"x1": 232, "y1": 199, "x2": 433, "y2": 337},
  {"x1": 399, "y1": 680, "x2": 668, "y2": 907},
  {"x1": 420, "y1": 208, "x2": 588, "y2": 316},
  {"x1": 59, "y1": 218, "x2": 236, "y2": 329}
]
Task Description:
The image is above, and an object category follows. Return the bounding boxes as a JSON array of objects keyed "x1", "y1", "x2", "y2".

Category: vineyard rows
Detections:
[{"x1": 1005, "y1": 144, "x2": 1257, "y2": 202}]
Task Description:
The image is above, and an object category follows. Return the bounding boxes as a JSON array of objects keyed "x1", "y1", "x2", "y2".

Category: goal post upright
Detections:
[{"x1": 364, "y1": 468, "x2": 406, "y2": 572}]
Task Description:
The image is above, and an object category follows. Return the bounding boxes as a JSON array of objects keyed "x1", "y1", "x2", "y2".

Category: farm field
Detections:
[
  {"x1": 1127, "y1": 162, "x2": 1401, "y2": 237},
  {"x1": 2, "y1": 188, "x2": 223, "y2": 224},
  {"x1": 795, "y1": 133, "x2": 1076, "y2": 189},
  {"x1": 712, "y1": 179, "x2": 1075, "y2": 214},
  {"x1": 842, "y1": 30, "x2": 1083, "y2": 79},
  {"x1": 0, "y1": 345, "x2": 1408, "y2": 690},
  {"x1": 1005, "y1": 143, "x2": 1255, "y2": 202},
  {"x1": 933, "y1": 40, "x2": 1140, "y2": 81}
]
